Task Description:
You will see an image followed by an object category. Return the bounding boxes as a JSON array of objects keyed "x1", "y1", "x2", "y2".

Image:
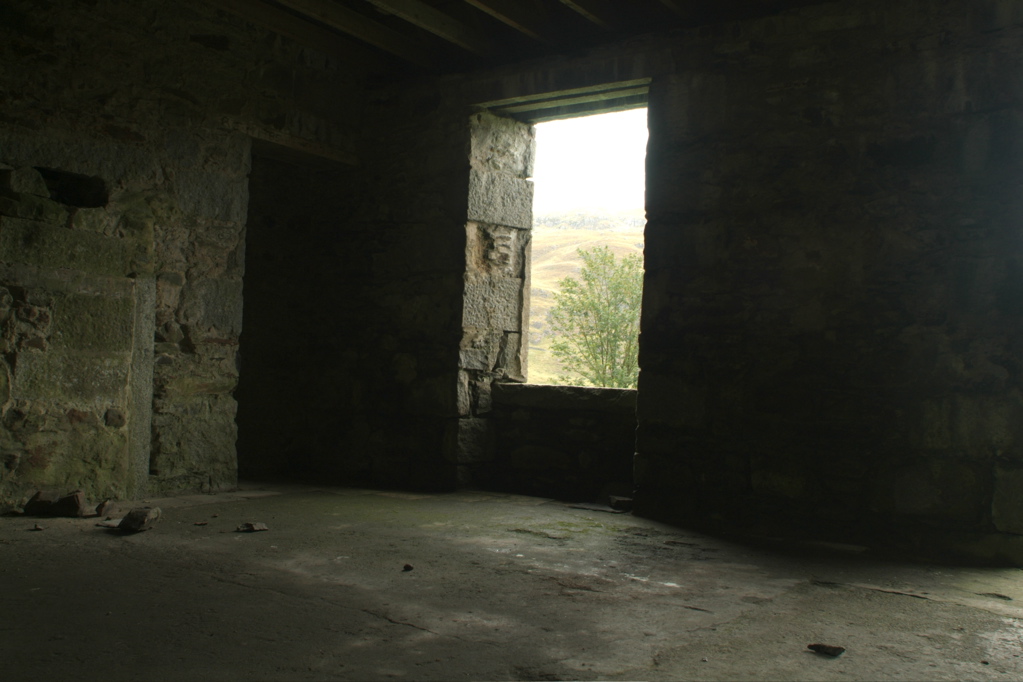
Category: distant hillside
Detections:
[
  {"x1": 533, "y1": 208, "x2": 646, "y2": 231},
  {"x1": 528, "y1": 211, "x2": 645, "y2": 385}
]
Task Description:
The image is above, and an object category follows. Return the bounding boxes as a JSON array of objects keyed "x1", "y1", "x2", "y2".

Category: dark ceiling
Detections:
[{"x1": 209, "y1": 0, "x2": 828, "y2": 76}]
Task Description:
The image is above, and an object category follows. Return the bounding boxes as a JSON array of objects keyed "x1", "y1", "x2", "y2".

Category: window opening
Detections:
[{"x1": 527, "y1": 108, "x2": 648, "y2": 387}]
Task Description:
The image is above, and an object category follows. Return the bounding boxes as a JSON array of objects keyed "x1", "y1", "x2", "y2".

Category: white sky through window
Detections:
[{"x1": 531, "y1": 108, "x2": 648, "y2": 215}]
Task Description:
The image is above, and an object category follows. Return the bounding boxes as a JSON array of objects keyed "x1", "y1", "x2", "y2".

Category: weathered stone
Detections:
[
  {"x1": 0, "y1": 217, "x2": 129, "y2": 276},
  {"x1": 14, "y1": 352, "x2": 130, "y2": 404},
  {"x1": 0, "y1": 167, "x2": 50, "y2": 197},
  {"x1": 178, "y1": 278, "x2": 243, "y2": 336},
  {"x1": 23, "y1": 489, "x2": 60, "y2": 515},
  {"x1": 69, "y1": 207, "x2": 115, "y2": 235},
  {"x1": 104, "y1": 408, "x2": 126, "y2": 428},
  {"x1": 49, "y1": 490, "x2": 87, "y2": 517},
  {"x1": 463, "y1": 276, "x2": 522, "y2": 331},
  {"x1": 466, "y1": 222, "x2": 527, "y2": 278},
  {"x1": 469, "y1": 111, "x2": 535, "y2": 177},
  {"x1": 173, "y1": 169, "x2": 248, "y2": 223},
  {"x1": 51, "y1": 293, "x2": 133, "y2": 352},
  {"x1": 117, "y1": 506, "x2": 161, "y2": 532},
  {"x1": 160, "y1": 373, "x2": 238, "y2": 398},
  {"x1": 456, "y1": 417, "x2": 493, "y2": 463},
  {"x1": 467, "y1": 169, "x2": 533, "y2": 230},
  {"x1": 0, "y1": 193, "x2": 69, "y2": 224}
]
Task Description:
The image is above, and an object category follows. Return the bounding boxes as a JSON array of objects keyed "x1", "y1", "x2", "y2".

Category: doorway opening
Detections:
[{"x1": 527, "y1": 108, "x2": 648, "y2": 387}]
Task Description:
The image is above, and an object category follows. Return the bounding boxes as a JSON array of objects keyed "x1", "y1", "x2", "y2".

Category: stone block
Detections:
[
  {"x1": 456, "y1": 417, "x2": 493, "y2": 463},
  {"x1": 467, "y1": 169, "x2": 533, "y2": 229},
  {"x1": 14, "y1": 352, "x2": 130, "y2": 404},
  {"x1": 470, "y1": 111, "x2": 535, "y2": 177},
  {"x1": 0, "y1": 217, "x2": 129, "y2": 276},
  {"x1": 459, "y1": 328, "x2": 503, "y2": 371},
  {"x1": 462, "y1": 275, "x2": 522, "y2": 331},
  {"x1": 636, "y1": 372, "x2": 705, "y2": 429},
  {"x1": 70, "y1": 207, "x2": 116, "y2": 236},
  {"x1": 160, "y1": 373, "x2": 238, "y2": 398},
  {"x1": 173, "y1": 169, "x2": 248, "y2": 223},
  {"x1": 51, "y1": 293, "x2": 133, "y2": 352},
  {"x1": 457, "y1": 370, "x2": 472, "y2": 416},
  {"x1": 178, "y1": 277, "x2": 243, "y2": 336},
  {"x1": 466, "y1": 222, "x2": 527, "y2": 278},
  {"x1": 495, "y1": 331, "x2": 524, "y2": 380},
  {"x1": 993, "y1": 466, "x2": 1023, "y2": 535},
  {"x1": 0, "y1": 167, "x2": 50, "y2": 197},
  {"x1": 0, "y1": 193, "x2": 69, "y2": 224},
  {"x1": 149, "y1": 394, "x2": 237, "y2": 494}
]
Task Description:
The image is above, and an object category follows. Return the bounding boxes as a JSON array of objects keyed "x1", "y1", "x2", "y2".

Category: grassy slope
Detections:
[{"x1": 528, "y1": 225, "x2": 645, "y2": 385}]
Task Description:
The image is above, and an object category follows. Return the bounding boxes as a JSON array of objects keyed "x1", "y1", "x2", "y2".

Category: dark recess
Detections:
[{"x1": 34, "y1": 168, "x2": 108, "y2": 207}]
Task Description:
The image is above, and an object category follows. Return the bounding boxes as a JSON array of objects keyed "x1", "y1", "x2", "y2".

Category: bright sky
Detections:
[{"x1": 531, "y1": 107, "x2": 648, "y2": 215}]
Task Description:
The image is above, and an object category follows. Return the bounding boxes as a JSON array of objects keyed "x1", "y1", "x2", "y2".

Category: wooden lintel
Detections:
[
  {"x1": 270, "y1": 0, "x2": 432, "y2": 64},
  {"x1": 476, "y1": 78, "x2": 652, "y2": 109},
  {"x1": 496, "y1": 86, "x2": 648, "y2": 115},
  {"x1": 557, "y1": 0, "x2": 616, "y2": 28},
  {"x1": 463, "y1": 0, "x2": 554, "y2": 44},
  {"x1": 223, "y1": 117, "x2": 360, "y2": 167},
  {"x1": 519, "y1": 95, "x2": 648, "y2": 123},
  {"x1": 366, "y1": 0, "x2": 492, "y2": 56}
]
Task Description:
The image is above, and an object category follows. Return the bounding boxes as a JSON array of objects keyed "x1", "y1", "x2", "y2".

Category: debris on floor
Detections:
[
  {"x1": 117, "y1": 507, "x2": 162, "y2": 533},
  {"x1": 23, "y1": 490, "x2": 102, "y2": 518},
  {"x1": 609, "y1": 495, "x2": 634, "y2": 511},
  {"x1": 808, "y1": 643, "x2": 846, "y2": 657},
  {"x1": 30, "y1": 523, "x2": 45, "y2": 531},
  {"x1": 236, "y1": 522, "x2": 269, "y2": 532},
  {"x1": 403, "y1": 563, "x2": 414, "y2": 572}
]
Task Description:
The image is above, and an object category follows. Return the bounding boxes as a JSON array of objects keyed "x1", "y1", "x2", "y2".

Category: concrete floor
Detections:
[{"x1": 2, "y1": 484, "x2": 1022, "y2": 681}]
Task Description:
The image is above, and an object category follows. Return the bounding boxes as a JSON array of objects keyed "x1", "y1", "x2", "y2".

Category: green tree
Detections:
[{"x1": 547, "y1": 245, "x2": 643, "y2": 388}]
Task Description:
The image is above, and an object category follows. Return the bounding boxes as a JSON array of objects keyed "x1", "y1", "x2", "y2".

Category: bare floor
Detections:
[{"x1": 3, "y1": 484, "x2": 1022, "y2": 681}]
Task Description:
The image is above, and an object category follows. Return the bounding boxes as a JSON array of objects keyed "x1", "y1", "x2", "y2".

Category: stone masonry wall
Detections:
[
  {"x1": 320, "y1": 85, "x2": 475, "y2": 490},
  {"x1": 0, "y1": 0, "x2": 379, "y2": 502},
  {"x1": 458, "y1": 112, "x2": 535, "y2": 483},
  {"x1": 0, "y1": 162, "x2": 150, "y2": 505},
  {"x1": 488, "y1": 383, "x2": 636, "y2": 501},
  {"x1": 637, "y1": 0, "x2": 1023, "y2": 554}
]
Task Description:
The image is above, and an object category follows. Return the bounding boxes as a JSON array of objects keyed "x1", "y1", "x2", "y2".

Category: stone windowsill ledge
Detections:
[{"x1": 492, "y1": 381, "x2": 637, "y2": 413}]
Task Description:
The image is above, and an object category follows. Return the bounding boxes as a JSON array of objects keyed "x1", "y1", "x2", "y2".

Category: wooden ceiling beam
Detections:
[
  {"x1": 207, "y1": 0, "x2": 370, "y2": 61},
  {"x1": 365, "y1": 0, "x2": 492, "y2": 56},
  {"x1": 463, "y1": 0, "x2": 554, "y2": 44},
  {"x1": 557, "y1": 0, "x2": 616, "y2": 28},
  {"x1": 653, "y1": 0, "x2": 693, "y2": 18},
  {"x1": 269, "y1": 0, "x2": 432, "y2": 64}
]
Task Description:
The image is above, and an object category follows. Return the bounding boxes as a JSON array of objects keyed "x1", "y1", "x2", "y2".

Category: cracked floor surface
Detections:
[{"x1": 3, "y1": 483, "x2": 1023, "y2": 681}]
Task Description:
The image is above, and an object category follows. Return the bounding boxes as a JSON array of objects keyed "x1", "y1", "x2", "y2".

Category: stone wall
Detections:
[
  {"x1": 0, "y1": 0, "x2": 379, "y2": 503},
  {"x1": 636, "y1": 0, "x2": 1023, "y2": 553},
  {"x1": 457, "y1": 112, "x2": 535, "y2": 483},
  {"x1": 0, "y1": 163, "x2": 149, "y2": 504},
  {"x1": 488, "y1": 383, "x2": 635, "y2": 501},
  {"x1": 317, "y1": 85, "x2": 475, "y2": 490}
]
